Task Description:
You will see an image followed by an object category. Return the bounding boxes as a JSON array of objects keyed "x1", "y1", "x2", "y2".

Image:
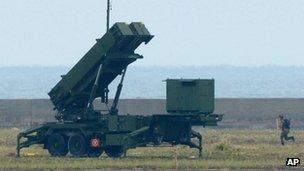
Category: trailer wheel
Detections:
[
  {"x1": 47, "y1": 133, "x2": 68, "y2": 156},
  {"x1": 153, "y1": 135, "x2": 163, "y2": 145},
  {"x1": 68, "y1": 134, "x2": 88, "y2": 157},
  {"x1": 105, "y1": 146, "x2": 124, "y2": 158},
  {"x1": 88, "y1": 148, "x2": 104, "y2": 158}
]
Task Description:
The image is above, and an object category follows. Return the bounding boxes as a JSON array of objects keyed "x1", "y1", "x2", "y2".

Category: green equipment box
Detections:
[{"x1": 166, "y1": 79, "x2": 215, "y2": 114}]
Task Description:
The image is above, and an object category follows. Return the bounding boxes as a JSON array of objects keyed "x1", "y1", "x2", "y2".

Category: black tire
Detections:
[
  {"x1": 179, "y1": 131, "x2": 190, "y2": 143},
  {"x1": 68, "y1": 133, "x2": 88, "y2": 157},
  {"x1": 105, "y1": 146, "x2": 124, "y2": 158},
  {"x1": 153, "y1": 135, "x2": 163, "y2": 145},
  {"x1": 88, "y1": 148, "x2": 104, "y2": 158},
  {"x1": 47, "y1": 133, "x2": 68, "y2": 156}
]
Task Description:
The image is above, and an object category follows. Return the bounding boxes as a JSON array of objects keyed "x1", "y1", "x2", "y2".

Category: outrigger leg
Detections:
[
  {"x1": 16, "y1": 134, "x2": 21, "y2": 157},
  {"x1": 16, "y1": 125, "x2": 45, "y2": 157},
  {"x1": 190, "y1": 130, "x2": 203, "y2": 157}
]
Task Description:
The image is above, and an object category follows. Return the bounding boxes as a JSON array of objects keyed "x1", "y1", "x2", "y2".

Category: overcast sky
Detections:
[{"x1": 1, "y1": 0, "x2": 304, "y2": 67}]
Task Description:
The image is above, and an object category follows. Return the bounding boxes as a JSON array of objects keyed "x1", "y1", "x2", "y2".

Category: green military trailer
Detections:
[{"x1": 17, "y1": 22, "x2": 223, "y2": 158}]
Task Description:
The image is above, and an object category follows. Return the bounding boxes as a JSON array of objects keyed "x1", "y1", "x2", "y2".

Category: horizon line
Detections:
[{"x1": 1, "y1": 64, "x2": 304, "y2": 68}]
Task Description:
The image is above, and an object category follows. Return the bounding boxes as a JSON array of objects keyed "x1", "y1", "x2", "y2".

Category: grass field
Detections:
[{"x1": 0, "y1": 128, "x2": 303, "y2": 170}]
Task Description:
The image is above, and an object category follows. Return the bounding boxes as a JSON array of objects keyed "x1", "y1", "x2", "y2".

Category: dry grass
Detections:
[{"x1": 0, "y1": 128, "x2": 303, "y2": 170}]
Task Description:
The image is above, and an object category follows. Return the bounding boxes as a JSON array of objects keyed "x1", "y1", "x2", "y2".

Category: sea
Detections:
[{"x1": 0, "y1": 66, "x2": 303, "y2": 99}]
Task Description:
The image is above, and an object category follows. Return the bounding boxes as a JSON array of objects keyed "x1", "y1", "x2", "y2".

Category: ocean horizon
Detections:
[{"x1": 0, "y1": 65, "x2": 303, "y2": 99}]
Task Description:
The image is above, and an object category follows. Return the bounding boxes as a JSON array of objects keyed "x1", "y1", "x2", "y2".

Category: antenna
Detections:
[{"x1": 106, "y1": 0, "x2": 111, "y2": 32}]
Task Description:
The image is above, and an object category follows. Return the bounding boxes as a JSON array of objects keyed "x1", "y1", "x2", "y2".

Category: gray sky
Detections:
[{"x1": 1, "y1": 0, "x2": 304, "y2": 67}]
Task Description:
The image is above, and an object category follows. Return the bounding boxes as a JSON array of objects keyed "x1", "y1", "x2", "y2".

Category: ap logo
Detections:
[{"x1": 286, "y1": 158, "x2": 300, "y2": 166}]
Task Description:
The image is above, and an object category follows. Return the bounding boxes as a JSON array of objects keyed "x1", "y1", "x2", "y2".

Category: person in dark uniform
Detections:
[{"x1": 277, "y1": 114, "x2": 295, "y2": 145}]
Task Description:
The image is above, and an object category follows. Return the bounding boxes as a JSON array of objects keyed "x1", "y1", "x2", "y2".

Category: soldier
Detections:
[{"x1": 277, "y1": 114, "x2": 295, "y2": 145}]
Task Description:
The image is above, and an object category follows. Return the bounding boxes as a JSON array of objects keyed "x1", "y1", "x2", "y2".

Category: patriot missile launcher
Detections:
[{"x1": 16, "y1": 22, "x2": 223, "y2": 158}]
